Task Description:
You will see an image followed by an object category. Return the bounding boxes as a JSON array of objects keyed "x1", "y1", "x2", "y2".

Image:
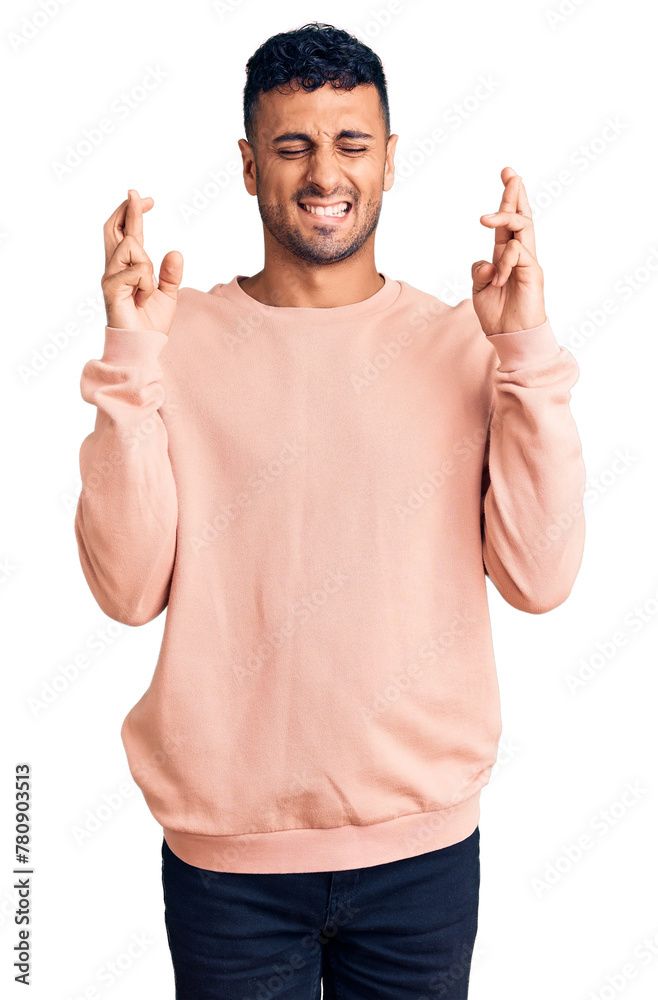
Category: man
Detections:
[{"x1": 75, "y1": 21, "x2": 586, "y2": 1000}]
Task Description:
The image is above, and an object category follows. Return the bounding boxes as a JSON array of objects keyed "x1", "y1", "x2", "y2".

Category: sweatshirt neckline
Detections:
[{"x1": 214, "y1": 272, "x2": 401, "y2": 323}]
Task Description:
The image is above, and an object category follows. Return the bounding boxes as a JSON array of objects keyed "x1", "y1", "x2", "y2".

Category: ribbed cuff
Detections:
[
  {"x1": 485, "y1": 317, "x2": 562, "y2": 373},
  {"x1": 102, "y1": 326, "x2": 169, "y2": 366}
]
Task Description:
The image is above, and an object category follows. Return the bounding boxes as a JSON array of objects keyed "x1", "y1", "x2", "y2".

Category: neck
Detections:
[{"x1": 238, "y1": 245, "x2": 384, "y2": 309}]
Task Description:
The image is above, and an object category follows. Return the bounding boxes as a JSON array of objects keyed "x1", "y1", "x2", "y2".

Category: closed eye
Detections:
[{"x1": 279, "y1": 148, "x2": 368, "y2": 156}]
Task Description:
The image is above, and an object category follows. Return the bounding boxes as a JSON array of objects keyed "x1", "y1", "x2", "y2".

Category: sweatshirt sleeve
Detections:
[
  {"x1": 479, "y1": 316, "x2": 586, "y2": 614},
  {"x1": 74, "y1": 325, "x2": 178, "y2": 626}
]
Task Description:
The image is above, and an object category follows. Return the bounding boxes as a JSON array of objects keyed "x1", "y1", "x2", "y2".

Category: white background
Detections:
[{"x1": 3, "y1": 0, "x2": 657, "y2": 997}]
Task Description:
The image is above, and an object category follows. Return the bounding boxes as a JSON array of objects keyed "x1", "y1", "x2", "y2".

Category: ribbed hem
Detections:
[{"x1": 162, "y1": 790, "x2": 481, "y2": 874}]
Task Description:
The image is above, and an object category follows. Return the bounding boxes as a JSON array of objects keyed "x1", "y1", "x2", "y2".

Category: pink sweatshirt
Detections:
[{"x1": 75, "y1": 273, "x2": 586, "y2": 874}]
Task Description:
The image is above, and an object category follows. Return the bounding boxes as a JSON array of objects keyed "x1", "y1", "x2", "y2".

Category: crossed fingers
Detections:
[{"x1": 480, "y1": 168, "x2": 537, "y2": 262}]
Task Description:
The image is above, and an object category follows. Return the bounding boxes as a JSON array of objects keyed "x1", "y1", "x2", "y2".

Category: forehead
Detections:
[{"x1": 256, "y1": 81, "x2": 382, "y2": 139}]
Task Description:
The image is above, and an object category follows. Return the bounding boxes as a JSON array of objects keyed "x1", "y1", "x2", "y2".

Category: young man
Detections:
[{"x1": 75, "y1": 21, "x2": 586, "y2": 1000}]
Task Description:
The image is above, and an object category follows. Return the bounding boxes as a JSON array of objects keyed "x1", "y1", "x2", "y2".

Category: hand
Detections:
[
  {"x1": 102, "y1": 188, "x2": 184, "y2": 334},
  {"x1": 471, "y1": 167, "x2": 547, "y2": 335}
]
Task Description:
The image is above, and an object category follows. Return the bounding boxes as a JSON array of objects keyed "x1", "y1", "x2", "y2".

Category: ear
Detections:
[
  {"x1": 383, "y1": 134, "x2": 398, "y2": 192},
  {"x1": 238, "y1": 138, "x2": 257, "y2": 196}
]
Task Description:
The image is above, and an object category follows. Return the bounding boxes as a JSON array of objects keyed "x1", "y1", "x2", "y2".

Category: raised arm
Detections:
[
  {"x1": 74, "y1": 189, "x2": 184, "y2": 625},
  {"x1": 471, "y1": 167, "x2": 585, "y2": 612}
]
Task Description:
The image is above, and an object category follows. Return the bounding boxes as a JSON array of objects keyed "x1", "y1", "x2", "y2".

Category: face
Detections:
[{"x1": 238, "y1": 81, "x2": 398, "y2": 265}]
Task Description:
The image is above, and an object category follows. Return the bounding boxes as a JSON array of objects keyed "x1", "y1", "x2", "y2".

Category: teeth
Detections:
[{"x1": 300, "y1": 202, "x2": 350, "y2": 217}]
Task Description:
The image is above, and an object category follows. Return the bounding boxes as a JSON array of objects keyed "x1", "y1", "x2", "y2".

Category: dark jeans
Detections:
[{"x1": 161, "y1": 825, "x2": 480, "y2": 1000}]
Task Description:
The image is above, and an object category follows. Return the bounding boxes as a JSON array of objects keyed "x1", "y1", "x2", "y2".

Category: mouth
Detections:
[{"x1": 297, "y1": 200, "x2": 353, "y2": 225}]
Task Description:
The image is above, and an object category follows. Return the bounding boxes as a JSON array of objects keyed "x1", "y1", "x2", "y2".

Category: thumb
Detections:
[
  {"x1": 472, "y1": 259, "x2": 496, "y2": 292},
  {"x1": 157, "y1": 250, "x2": 184, "y2": 296}
]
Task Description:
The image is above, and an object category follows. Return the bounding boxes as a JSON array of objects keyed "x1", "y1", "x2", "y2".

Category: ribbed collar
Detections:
[{"x1": 212, "y1": 272, "x2": 402, "y2": 324}]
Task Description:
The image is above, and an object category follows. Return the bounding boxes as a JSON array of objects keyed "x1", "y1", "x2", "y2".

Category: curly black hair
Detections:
[{"x1": 243, "y1": 21, "x2": 391, "y2": 149}]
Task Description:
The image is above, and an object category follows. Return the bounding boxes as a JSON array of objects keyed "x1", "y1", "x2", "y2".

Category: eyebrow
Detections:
[{"x1": 272, "y1": 130, "x2": 375, "y2": 144}]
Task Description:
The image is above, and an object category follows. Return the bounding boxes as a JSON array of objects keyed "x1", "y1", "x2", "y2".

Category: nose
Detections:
[{"x1": 304, "y1": 146, "x2": 342, "y2": 192}]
